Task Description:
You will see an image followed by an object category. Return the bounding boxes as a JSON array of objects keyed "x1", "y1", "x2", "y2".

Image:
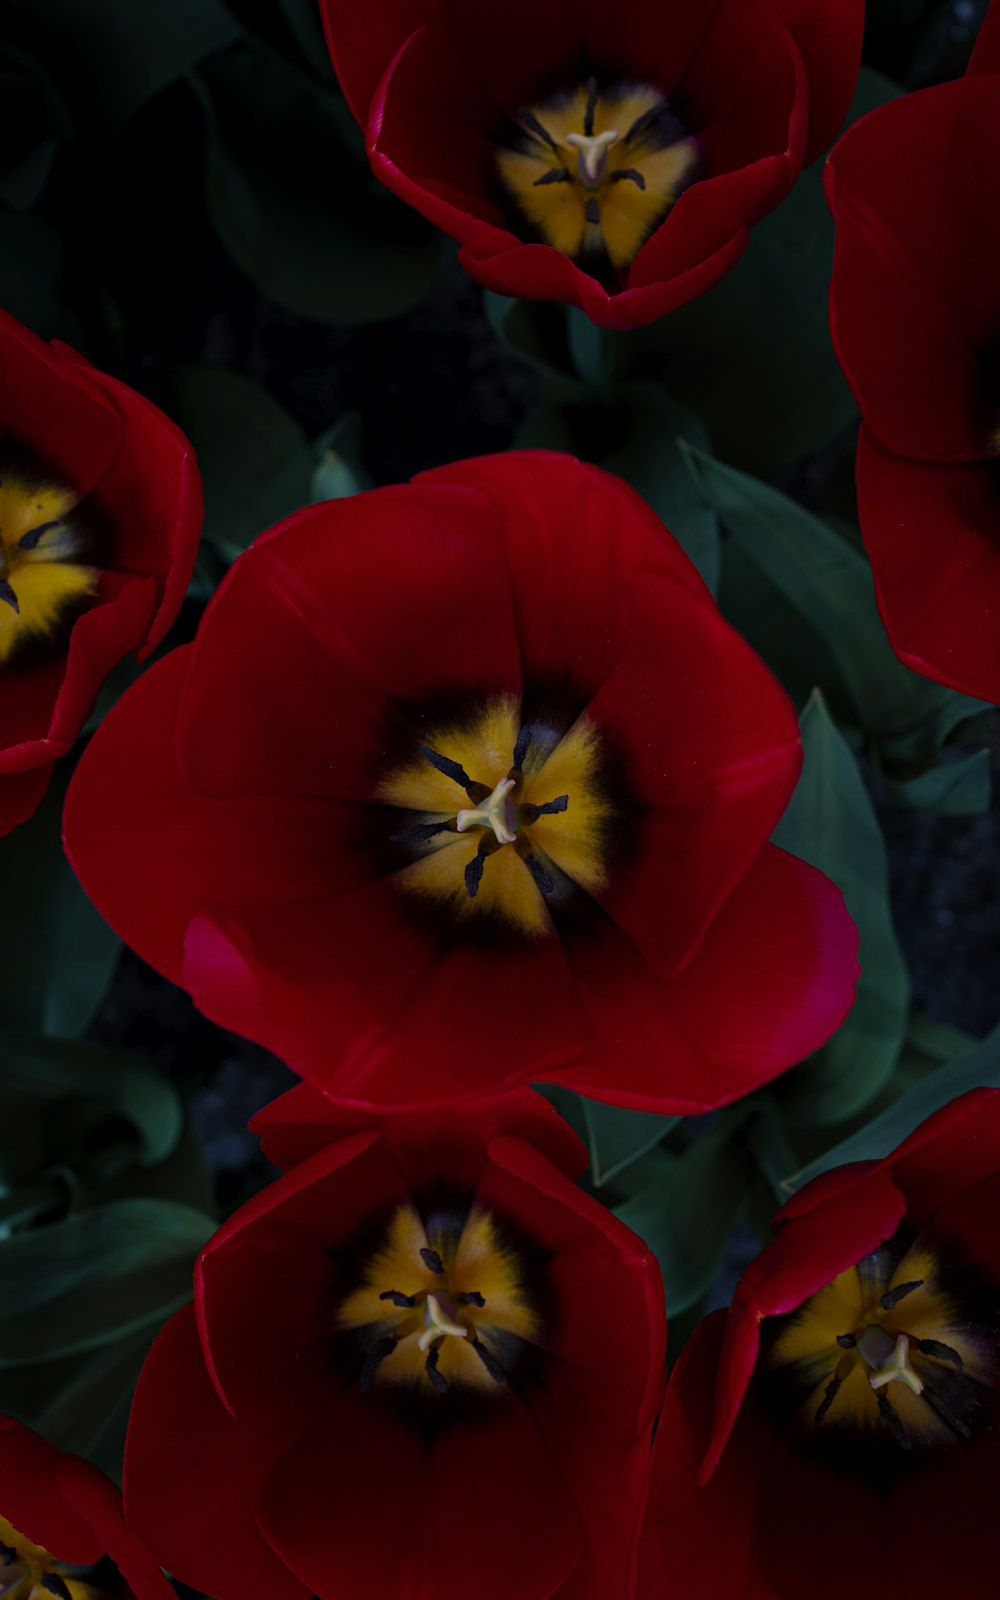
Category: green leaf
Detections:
[
  {"x1": 580, "y1": 1100, "x2": 680, "y2": 1189},
  {"x1": 0, "y1": 776, "x2": 120, "y2": 1039},
  {"x1": 312, "y1": 411, "x2": 372, "y2": 501},
  {"x1": 0, "y1": 1199, "x2": 213, "y2": 1366},
  {"x1": 773, "y1": 693, "x2": 909, "y2": 1124},
  {"x1": 25, "y1": 0, "x2": 239, "y2": 130},
  {"x1": 685, "y1": 446, "x2": 990, "y2": 800},
  {"x1": 196, "y1": 44, "x2": 441, "y2": 326},
  {"x1": 614, "y1": 70, "x2": 896, "y2": 471},
  {"x1": 27, "y1": 1327, "x2": 154, "y2": 1479},
  {"x1": 785, "y1": 1020, "x2": 999, "y2": 1191},
  {"x1": 615, "y1": 1110, "x2": 750, "y2": 1315},
  {"x1": 0, "y1": 1036, "x2": 182, "y2": 1184},
  {"x1": 168, "y1": 364, "x2": 314, "y2": 560}
]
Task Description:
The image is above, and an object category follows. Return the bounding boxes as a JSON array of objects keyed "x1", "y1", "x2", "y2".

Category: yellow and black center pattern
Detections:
[
  {"x1": 765, "y1": 1242, "x2": 999, "y2": 1452},
  {"x1": 0, "y1": 469, "x2": 94, "y2": 668},
  {"x1": 0, "y1": 1513, "x2": 100, "y2": 1600},
  {"x1": 496, "y1": 77, "x2": 698, "y2": 270},
  {"x1": 378, "y1": 695, "x2": 613, "y2": 935},
  {"x1": 337, "y1": 1203, "x2": 540, "y2": 1397}
]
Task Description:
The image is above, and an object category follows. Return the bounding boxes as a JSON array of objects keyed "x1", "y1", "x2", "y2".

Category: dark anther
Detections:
[
  {"x1": 465, "y1": 851, "x2": 486, "y2": 900},
  {"x1": 18, "y1": 520, "x2": 59, "y2": 551},
  {"x1": 518, "y1": 107, "x2": 559, "y2": 151},
  {"x1": 585, "y1": 198, "x2": 600, "y2": 225},
  {"x1": 915, "y1": 1338, "x2": 963, "y2": 1371},
  {"x1": 459, "y1": 1291, "x2": 485, "y2": 1307},
  {"x1": 392, "y1": 817, "x2": 459, "y2": 846},
  {"x1": 534, "y1": 167, "x2": 571, "y2": 186},
  {"x1": 420, "y1": 1247, "x2": 445, "y2": 1275},
  {"x1": 425, "y1": 1346, "x2": 449, "y2": 1393},
  {"x1": 418, "y1": 743, "x2": 476, "y2": 793},
  {"x1": 360, "y1": 1334, "x2": 397, "y2": 1393},
  {"x1": 379, "y1": 1290, "x2": 417, "y2": 1308},
  {"x1": 522, "y1": 852, "x2": 554, "y2": 895},
  {"x1": 0, "y1": 1542, "x2": 16, "y2": 1566},
  {"x1": 622, "y1": 100, "x2": 686, "y2": 150},
  {"x1": 814, "y1": 1376, "x2": 841, "y2": 1428},
  {"x1": 880, "y1": 1280, "x2": 924, "y2": 1312},
  {"x1": 472, "y1": 1339, "x2": 505, "y2": 1384},
  {"x1": 611, "y1": 167, "x2": 646, "y2": 189},
  {"x1": 0, "y1": 579, "x2": 19, "y2": 614},
  {"x1": 623, "y1": 102, "x2": 665, "y2": 146},
  {"x1": 41, "y1": 1577, "x2": 72, "y2": 1600},
  {"x1": 836, "y1": 1333, "x2": 857, "y2": 1349},
  {"x1": 923, "y1": 1386, "x2": 971, "y2": 1439},
  {"x1": 583, "y1": 76, "x2": 598, "y2": 138},
  {"x1": 876, "y1": 1393, "x2": 912, "y2": 1451},
  {"x1": 525, "y1": 794, "x2": 569, "y2": 820},
  {"x1": 512, "y1": 725, "x2": 532, "y2": 770}
]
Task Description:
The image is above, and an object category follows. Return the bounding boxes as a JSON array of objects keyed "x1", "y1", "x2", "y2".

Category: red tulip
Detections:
[
  {"x1": 636, "y1": 1088, "x2": 1000, "y2": 1600},
  {"x1": 124, "y1": 1088, "x2": 664, "y2": 1600},
  {"x1": 320, "y1": 0, "x2": 863, "y2": 328},
  {"x1": 65, "y1": 452, "x2": 858, "y2": 1112},
  {"x1": 0, "y1": 1416, "x2": 173, "y2": 1600},
  {"x1": 826, "y1": 2, "x2": 1000, "y2": 703},
  {"x1": 0, "y1": 310, "x2": 202, "y2": 835}
]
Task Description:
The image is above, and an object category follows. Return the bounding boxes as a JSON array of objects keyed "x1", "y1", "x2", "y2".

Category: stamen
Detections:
[
  {"x1": 420, "y1": 1247, "x2": 445, "y2": 1275},
  {"x1": 814, "y1": 1375, "x2": 842, "y2": 1427},
  {"x1": 836, "y1": 1333, "x2": 857, "y2": 1349},
  {"x1": 458, "y1": 1291, "x2": 485, "y2": 1307},
  {"x1": 522, "y1": 794, "x2": 569, "y2": 821},
  {"x1": 517, "y1": 106, "x2": 559, "y2": 151},
  {"x1": 379, "y1": 1290, "x2": 417, "y2": 1308},
  {"x1": 611, "y1": 167, "x2": 646, "y2": 189},
  {"x1": 876, "y1": 1392, "x2": 912, "y2": 1450},
  {"x1": 392, "y1": 818, "x2": 458, "y2": 845},
  {"x1": 915, "y1": 1338, "x2": 963, "y2": 1371},
  {"x1": 512, "y1": 725, "x2": 532, "y2": 770},
  {"x1": 623, "y1": 102, "x2": 664, "y2": 144},
  {"x1": 465, "y1": 833, "x2": 500, "y2": 899},
  {"x1": 18, "y1": 520, "x2": 60, "y2": 552},
  {"x1": 41, "y1": 1578, "x2": 72, "y2": 1600},
  {"x1": 425, "y1": 1346, "x2": 448, "y2": 1393},
  {"x1": 0, "y1": 579, "x2": 19, "y2": 614},
  {"x1": 585, "y1": 198, "x2": 600, "y2": 225},
  {"x1": 533, "y1": 168, "x2": 571, "y2": 186},
  {"x1": 418, "y1": 743, "x2": 484, "y2": 800},
  {"x1": 472, "y1": 1339, "x2": 505, "y2": 1384},
  {"x1": 583, "y1": 75, "x2": 598, "y2": 138},
  {"x1": 360, "y1": 1334, "x2": 397, "y2": 1392},
  {"x1": 880, "y1": 1280, "x2": 924, "y2": 1311}
]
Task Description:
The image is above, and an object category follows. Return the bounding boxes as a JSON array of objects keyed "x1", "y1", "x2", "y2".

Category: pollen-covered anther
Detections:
[{"x1": 456, "y1": 776, "x2": 519, "y2": 844}]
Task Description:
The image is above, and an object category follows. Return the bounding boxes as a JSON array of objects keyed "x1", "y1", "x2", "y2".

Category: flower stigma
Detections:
[
  {"x1": 0, "y1": 468, "x2": 95, "y2": 666},
  {"x1": 496, "y1": 77, "x2": 699, "y2": 270},
  {"x1": 336, "y1": 1204, "x2": 539, "y2": 1397}
]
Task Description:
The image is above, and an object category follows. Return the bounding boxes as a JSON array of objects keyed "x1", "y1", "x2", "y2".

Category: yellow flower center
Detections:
[
  {"x1": 336, "y1": 1203, "x2": 540, "y2": 1396},
  {"x1": 766, "y1": 1244, "x2": 998, "y2": 1451},
  {"x1": 496, "y1": 77, "x2": 698, "y2": 270},
  {"x1": 378, "y1": 695, "x2": 614, "y2": 935},
  {"x1": 0, "y1": 470, "x2": 96, "y2": 668},
  {"x1": 0, "y1": 1515, "x2": 97, "y2": 1600}
]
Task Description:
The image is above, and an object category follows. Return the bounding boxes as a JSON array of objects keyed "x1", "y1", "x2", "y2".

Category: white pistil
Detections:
[
  {"x1": 417, "y1": 1292, "x2": 469, "y2": 1353},
  {"x1": 866, "y1": 1332, "x2": 924, "y2": 1397},
  {"x1": 456, "y1": 776, "x2": 519, "y2": 845},
  {"x1": 566, "y1": 129, "x2": 619, "y2": 186}
]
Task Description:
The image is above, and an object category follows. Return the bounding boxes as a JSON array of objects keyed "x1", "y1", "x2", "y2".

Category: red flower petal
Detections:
[
  {"x1": 56, "y1": 1456, "x2": 175, "y2": 1600},
  {"x1": 124, "y1": 1306, "x2": 311, "y2": 1600},
  {"x1": 0, "y1": 1418, "x2": 101, "y2": 1566},
  {"x1": 969, "y1": 0, "x2": 1000, "y2": 75}
]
